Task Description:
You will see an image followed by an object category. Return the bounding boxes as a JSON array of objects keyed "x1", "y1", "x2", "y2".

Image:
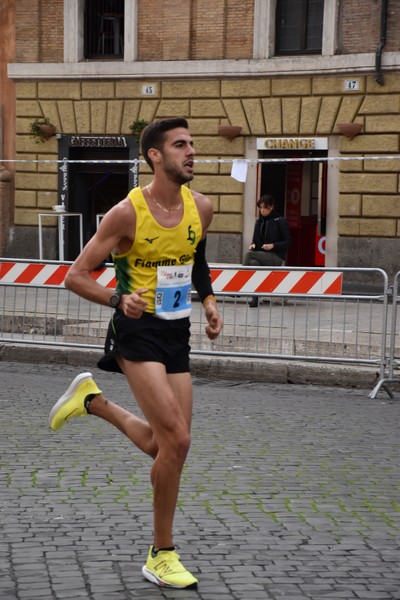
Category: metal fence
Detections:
[
  {"x1": 1, "y1": 259, "x2": 393, "y2": 388},
  {"x1": 369, "y1": 269, "x2": 400, "y2": 399}
]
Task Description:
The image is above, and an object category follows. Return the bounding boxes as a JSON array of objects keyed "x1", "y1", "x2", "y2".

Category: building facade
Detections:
[{"x1": 1, "y1": 0, "x2": 400, "y2": 278}]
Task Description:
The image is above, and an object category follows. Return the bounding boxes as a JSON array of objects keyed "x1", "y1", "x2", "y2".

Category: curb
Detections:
[{"x1": 0, "y1": 342, "x2": 378, "y2": 391}]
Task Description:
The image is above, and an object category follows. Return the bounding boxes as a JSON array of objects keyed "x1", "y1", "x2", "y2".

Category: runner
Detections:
[{"x1": 48, "y1": 117, "x2": 223, "y2": 589}]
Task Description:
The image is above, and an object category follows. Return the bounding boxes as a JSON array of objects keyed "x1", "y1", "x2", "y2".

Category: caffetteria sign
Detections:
[{"x1": 257, "y1": 137, "x2": 328, "y2": 150}]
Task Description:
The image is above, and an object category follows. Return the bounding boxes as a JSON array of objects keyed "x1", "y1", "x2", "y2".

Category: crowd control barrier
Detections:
[
  {"x1": 369, "y1": 270, "x2": 400, "y2": 399},
  {"x1": 0, "y1": 259, "x2": 392, "y2": 394}
]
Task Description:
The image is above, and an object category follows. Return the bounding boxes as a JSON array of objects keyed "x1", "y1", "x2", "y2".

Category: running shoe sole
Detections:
[{"x1": 142, "y1": 566, "x2": 198, "y2": 589}]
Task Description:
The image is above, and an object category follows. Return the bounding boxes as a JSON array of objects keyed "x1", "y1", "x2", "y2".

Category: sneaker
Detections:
[
  {"x1": 48, "y1": 372, "x2": 102, "y2": 431},
  {"x1": 142, "y1": 545, "x2": 198, "y2": 589}
]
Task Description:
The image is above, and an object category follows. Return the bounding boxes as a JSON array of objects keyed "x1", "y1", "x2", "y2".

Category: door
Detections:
[
  {"x1": 57, "y1": 135, "x2": 138, "y2": 261},
  {"x1": 65, "y1": 150, "x2": 129, "y2": 260},
  {"x1": 260, "y1": 155, "x2": 328, "y2": 267}
]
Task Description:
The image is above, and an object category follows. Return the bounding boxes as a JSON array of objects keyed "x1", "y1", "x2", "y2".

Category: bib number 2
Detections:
[{"x1": 155, "y1": 264, "x2": 192, "y2": 320}]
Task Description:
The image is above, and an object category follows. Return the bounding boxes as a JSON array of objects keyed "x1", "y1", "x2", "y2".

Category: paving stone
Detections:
[{"x1": 18, "y1": 589, "x2": 53, "y2": 598}]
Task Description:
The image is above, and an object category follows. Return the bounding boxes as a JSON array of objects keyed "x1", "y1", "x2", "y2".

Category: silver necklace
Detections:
[{"x1": 146, "y1": 186, "x2": 182, "y2": 213}]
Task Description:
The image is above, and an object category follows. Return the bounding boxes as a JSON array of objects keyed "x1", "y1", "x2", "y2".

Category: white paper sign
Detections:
[{"x1": 231, "y1": 161, "x2": 248, "y2": 182}]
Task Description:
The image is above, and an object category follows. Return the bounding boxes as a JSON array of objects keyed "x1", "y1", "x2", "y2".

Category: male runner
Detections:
[{"x1": 48, "y1": 117, "x2": 223, "y2": 589}]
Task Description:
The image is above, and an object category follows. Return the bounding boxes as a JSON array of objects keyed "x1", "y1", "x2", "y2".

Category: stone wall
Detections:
[
  {"x1": 0, "y1": 165, "x2": 12, "y2": 256},
  {"x1": 12, "y1": 73, "x2": 400, "y2": 266},
  {"x1": 337, "y1": 76, "x2": 400, "y2": 240}
]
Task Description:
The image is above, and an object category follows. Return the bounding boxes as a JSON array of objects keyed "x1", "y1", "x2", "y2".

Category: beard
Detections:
[{"x1": 162, "y1": 155, "x2": 194, "y2": 185}]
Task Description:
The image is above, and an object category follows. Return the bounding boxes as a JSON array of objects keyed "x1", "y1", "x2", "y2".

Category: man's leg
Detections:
[
  {"x1": 86, "y1": 389, "x2": 158, "y2": 458},
  {"x1": 117, "y1": 360, "x2": 192, "y2": 549},
  {"x1": 90, "y1": 359, "x2": 193, "y2": 548},
  {"x1": 49, "y1": 362, "x2": 191, "y2": 545},
  {"x1": 49, "y1": 363, "x2": 197, "y2": 588},
  {"x1": 49, "y1": 372, "x2": 159, "y2": 458},
  {"x1": 118, "y1": 360, "x2": 198, "y2": 588}
]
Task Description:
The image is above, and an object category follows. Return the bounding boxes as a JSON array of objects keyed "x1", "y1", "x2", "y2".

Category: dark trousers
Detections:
[
  {"x1": 243, "y1": 251, "x2": 284, "y2": 305},
  {"x1": 243, "y1": 250, "x2": 284, "y2": 268}
]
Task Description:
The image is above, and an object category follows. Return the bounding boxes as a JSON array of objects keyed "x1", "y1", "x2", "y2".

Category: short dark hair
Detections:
[
  {"x1": 141, "y1": 117, "x2": 189, "y2": 171},
  {"x1": 257, "y1": 194, "x2": 275, "y2": 209}
]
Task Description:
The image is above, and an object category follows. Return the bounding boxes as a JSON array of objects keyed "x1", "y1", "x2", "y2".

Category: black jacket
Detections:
[{"x1": 251, "y1": 210, "x2": 291, "y2": 260}]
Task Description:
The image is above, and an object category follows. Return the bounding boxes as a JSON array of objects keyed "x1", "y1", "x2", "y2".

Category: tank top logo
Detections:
[{"x1": 187, "y1": 225, "x2": 196, "y2": 245}]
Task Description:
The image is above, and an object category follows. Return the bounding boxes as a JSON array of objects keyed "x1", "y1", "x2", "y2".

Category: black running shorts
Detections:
[{"x1": 97, "y1": 310, "x2": 191, "y2": 375}]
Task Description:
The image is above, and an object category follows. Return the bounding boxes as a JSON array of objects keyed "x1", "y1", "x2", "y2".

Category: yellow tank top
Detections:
[{"x1": 112, "y1": 186, "x2": 203, "y2": 314}]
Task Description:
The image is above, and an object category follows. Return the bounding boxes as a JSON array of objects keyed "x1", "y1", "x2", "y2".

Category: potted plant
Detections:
[
  {"x1": 129, "y1": 119, "x2": 149, "y2": 142},
  {"x1": 29, "y1": 118, "x2": 57, "y2": 143}
]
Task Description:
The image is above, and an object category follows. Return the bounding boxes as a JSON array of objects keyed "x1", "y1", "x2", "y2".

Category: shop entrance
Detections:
[
  {"x1": 259, "y1": 150, "x2": 328, "y2": 267},
  {"x1": 68, "y1": 149, "x2": 129, "y2": 259},
  {"x1": 57, "y1": 135, "x2": 138, "y2": 260}
]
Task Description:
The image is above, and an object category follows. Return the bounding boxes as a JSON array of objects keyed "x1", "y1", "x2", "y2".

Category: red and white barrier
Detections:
[
  {"x1": 210, "y1": 268, "x2": 342, "y2": 294},
  {"x1": 0, "y1": 261, "x2": 116, "y2": 288},
  {"x1": 0, "y1": 261, "x2": 342, "y2": 294}
]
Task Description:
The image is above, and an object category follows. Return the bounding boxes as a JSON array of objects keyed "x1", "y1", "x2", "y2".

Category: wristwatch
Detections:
[{"x1": 109, "y1": 292, "x2": 122, "y2": 309}]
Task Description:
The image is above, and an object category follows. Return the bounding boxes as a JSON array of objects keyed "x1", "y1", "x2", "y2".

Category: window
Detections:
[
  {"x1": 275, "y1": 0, "x2": 324, "y2": 55},
  {"x1": 84, "y1": 0, "x2": 124, "y2": 60}
]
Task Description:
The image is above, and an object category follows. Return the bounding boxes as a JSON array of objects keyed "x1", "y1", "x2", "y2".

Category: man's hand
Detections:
[
  {"x1": 203, "y1": 298, "x2": 223, "y2": 340},
  {"x1": 120, "y1": 289, "x2": 148, "y2": 319}
]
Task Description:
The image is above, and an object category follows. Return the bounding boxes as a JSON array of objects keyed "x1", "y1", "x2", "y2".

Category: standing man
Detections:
[{"x1": 48, "y1": 118, "x2": 223, "y2": 589}]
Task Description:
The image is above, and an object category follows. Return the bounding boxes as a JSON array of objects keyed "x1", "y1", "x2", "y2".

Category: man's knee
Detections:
[
  {"x1": 164, "y1": 427, "x2": 191, "y2": 465},
  {"x1": 175, "y1": 431, "x2": 191, "y2": 462}
]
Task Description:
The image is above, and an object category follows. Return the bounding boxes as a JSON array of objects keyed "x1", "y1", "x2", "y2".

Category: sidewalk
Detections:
[
  {"x1": 0, "y1": 340, "x2": 380, "y2": 392},
  {"x1": 0, "y1": 289, "x2": 390, "y2": 395}
]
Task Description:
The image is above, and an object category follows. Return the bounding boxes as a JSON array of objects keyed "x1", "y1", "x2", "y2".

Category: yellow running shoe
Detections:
[
  {"x1": 49, "y1": 372, "x2": 102, "y2": 431},
  {"x1": 142, "y1": 546, "x2": 198, "y2": 589}
]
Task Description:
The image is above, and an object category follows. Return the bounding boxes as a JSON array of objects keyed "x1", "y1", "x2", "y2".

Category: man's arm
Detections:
[
  {"x1": 65, "y1": 198, "x2": 147, "y2": 316},
  {"x1": 191, "y1": 191, "x2": 223, "y2": 340},
  {"x1": 192, "y1": 237, "x2": 213, "y2": 303}
]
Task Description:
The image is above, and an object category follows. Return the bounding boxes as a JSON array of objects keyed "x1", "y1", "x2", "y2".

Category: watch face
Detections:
[{"x1": 109, "y1": 293, "x2": 120, "y2": 308}]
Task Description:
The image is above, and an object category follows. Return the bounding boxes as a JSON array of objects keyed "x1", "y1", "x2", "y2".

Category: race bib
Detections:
[{"x1": 155, "y1": 264, "x2": 192, "y2": 320}]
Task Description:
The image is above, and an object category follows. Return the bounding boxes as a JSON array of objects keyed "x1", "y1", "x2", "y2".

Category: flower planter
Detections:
[
  {"x1": 218, "y1": 125, "x2": 242, "y2": 141},
  {"x1": 336, "y1": 122, "x2": 363, "y2": 140},
  {"x1": 38, "y1": 124, "x2": 57, "y2": 140}
]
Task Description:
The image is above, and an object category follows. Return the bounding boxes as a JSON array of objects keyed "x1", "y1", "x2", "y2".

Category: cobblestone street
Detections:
[{"x1": 1, "y1": 361, "x2": 400, "y2": 599}]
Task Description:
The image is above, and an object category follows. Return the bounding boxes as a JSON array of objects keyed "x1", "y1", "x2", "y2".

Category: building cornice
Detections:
[{"x1": 8, "y1": 53, "x2": 400, "y2": 80}]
